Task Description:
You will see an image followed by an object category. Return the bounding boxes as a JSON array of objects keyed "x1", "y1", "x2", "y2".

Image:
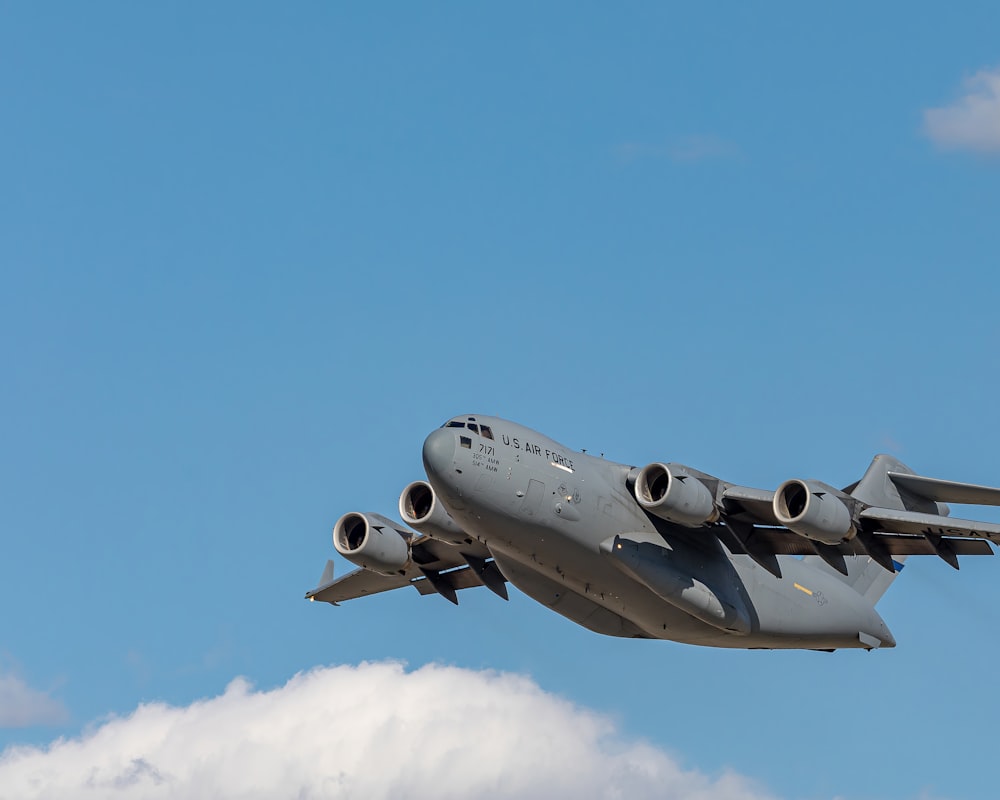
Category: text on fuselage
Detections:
[
  {"x1": 473, "y1": 442, "x2": 501, "y2": 472},
  {"x1": 500, "y1": 434, "x2": 575, "y2": 470}
]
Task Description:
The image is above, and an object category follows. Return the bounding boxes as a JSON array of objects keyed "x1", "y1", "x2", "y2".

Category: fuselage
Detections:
[{"x1": 422, "y1": 415, "x2": 895, "y2": 650}]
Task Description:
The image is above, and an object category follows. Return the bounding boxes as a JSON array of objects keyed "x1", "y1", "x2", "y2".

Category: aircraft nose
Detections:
[{"x1": 422, "y1": 428, "x2": 456, "y2": 479}]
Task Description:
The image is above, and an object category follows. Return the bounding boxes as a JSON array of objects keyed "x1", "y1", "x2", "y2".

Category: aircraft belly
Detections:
[
  {"x1": 452, "y1": 469, "x2": 757, "y2": 644},
  {"x1": 472, "y1": 513, "x2": 737, "y2": 645},
  {"x1": 475, "y1": 519, "x2": 891, "y2": 649},
  {"x1": 490, "y1": 553, "x2": 647, "y2": 638},
  {"x1": 489, "y1": 545, "x2": 716, "y2": 642}
]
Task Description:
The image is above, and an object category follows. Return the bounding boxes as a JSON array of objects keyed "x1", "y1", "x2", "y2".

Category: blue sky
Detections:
[{"x1": 2, "y1": 3, "x2": 999, "y2": 798}]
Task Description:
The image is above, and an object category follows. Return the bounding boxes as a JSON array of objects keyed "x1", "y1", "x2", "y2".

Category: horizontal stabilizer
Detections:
[
  {"x1": 860, "y1": 507, "x2": 1000, "y2": 544},
  {"x1": 888, "y1": 472, "x2": 1000, "y2": 506}
]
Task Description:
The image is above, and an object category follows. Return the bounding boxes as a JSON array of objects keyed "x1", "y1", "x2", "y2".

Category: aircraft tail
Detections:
[{"x1": 808, "y1": 454, "x2": 942, "y2": 603}]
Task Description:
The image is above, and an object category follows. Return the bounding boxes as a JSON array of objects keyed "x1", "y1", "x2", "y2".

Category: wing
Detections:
[
  {"x1": 720, "y1": 483, "x2": 996, "y2": 576},
  {"x1": 306, "y1": 562, "x2": 411, "y2": 604},
  {"x1": 306, "y1": 535, "x2": 508, "y2": 605}
]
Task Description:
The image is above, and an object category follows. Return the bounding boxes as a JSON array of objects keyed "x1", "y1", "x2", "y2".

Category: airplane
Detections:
[{"x1": 306, "y1": 415, "x2": 1000, "y2": 651}]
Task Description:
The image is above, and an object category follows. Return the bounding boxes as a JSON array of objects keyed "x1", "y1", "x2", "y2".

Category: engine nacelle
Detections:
[
  {"x1": 773, "y1": 479, "x2": 856, "y2": 545},
  {"x1": 634, "y1": 463, "x2": 719, "y2": 527},
  {"x1": 333, "y1": 512, "x2": 411, "y2": 575},
  {"x1": 398, "y1": 481, "x2": 469, "y2": 546}
]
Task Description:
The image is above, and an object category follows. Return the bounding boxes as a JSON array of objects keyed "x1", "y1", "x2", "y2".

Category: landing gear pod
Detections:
[{"x1": 601, "y1": 535, "x2": 751, "y2": 635}]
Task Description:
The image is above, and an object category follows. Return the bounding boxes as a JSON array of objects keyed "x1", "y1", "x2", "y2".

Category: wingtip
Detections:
[{"x1": 304, "y1": 560, "x2": 338, "y2": 603}]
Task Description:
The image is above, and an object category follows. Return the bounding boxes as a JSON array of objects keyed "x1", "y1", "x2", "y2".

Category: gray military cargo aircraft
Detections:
[{"x1": 306, "y1": 415, "x2": 1000, "y2": 650}]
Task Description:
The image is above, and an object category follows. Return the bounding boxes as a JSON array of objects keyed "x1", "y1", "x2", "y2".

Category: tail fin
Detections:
[
  {"x1": 809, "y1": 454, "x2": 932, "y2": 603},
  {"x1": 847, "y1": 454, "x2": 950, "y2": 516}
]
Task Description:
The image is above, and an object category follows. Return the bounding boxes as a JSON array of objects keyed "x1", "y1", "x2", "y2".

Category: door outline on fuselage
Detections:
[{"x1": 521, "y1": 479, "x2": 545, "y2": 516}]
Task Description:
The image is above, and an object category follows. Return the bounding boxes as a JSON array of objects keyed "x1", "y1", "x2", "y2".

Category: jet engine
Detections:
[
  {"x1": 333, "y1": 512, "x2": 411, "y2": 575},
  {"x1": 634, "y1": 463, "x2": 719, "y2": 527},
  {"x1": 399, "y1": 481, "x2": 469, "y2": 546},
  {"x1": 772, "y1": 480, "x2": 856, "y2": 545}
]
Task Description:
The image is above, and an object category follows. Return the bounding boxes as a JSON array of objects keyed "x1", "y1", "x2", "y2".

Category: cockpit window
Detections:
[
  {"x1": 441, "y1": 420, "x2": 490, "y2": 438},
  {"x1": 459, "y1": 435, "x2": 472, "y2": 449}
]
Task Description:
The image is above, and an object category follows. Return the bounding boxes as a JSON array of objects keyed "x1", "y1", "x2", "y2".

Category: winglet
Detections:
[{"x1": 305, "y1": 560, "x2": 338, "y2": 604}]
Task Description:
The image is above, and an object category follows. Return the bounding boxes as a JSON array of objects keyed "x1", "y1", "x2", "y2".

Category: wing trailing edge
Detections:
[{"x1": 718, "y1": 524, "x2": 992, "y2": 559}]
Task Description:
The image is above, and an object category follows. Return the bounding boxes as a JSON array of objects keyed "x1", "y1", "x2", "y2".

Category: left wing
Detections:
[
  {"x1": 306, "y1": 534, "x2": 507, "y2": 605},
  {"x1": 720, "y1": 478, "x2": 997, "y2": 576}
]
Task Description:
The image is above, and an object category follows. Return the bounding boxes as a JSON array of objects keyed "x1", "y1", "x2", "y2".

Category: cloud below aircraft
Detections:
[{"x1": 0, "y1": 661, "x2": 778, "y2": 800}]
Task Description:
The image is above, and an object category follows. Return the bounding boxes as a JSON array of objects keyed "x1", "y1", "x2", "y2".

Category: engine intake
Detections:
[
  {"x1": 773, "y1": 480, "x2": 856, "y2": 545},
  {"x1": 333, "y1": 512, "x2": 411, "y2": 575},
  {"x1": 634, "y1": 463, "x2": 719, "y2": 527},
  {"x1": 399, "y1": 481, "x2": 469, "y2": 545}
]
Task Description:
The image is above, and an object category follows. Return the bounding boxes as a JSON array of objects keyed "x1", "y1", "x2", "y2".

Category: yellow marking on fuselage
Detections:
[{"x1": 793, "y1": 583, "x2": 813, "y2": 596}]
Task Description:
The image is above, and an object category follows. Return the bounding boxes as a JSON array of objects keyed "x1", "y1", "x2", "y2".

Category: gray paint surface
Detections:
[{"x1": 307, "y1": 415, "x2": 1000, "y2": 651}]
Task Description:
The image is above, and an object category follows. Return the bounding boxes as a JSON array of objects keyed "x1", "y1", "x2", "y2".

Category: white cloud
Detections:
[
  {"x1": 0, "y1": 662, "x2": 777, "y2": 800},
  {"x1": 924, "y1": 67, "x2": 1000, "y2": 153},
  {"x1": 0, "y1": 673, "x2": 68, "y2": 728}
]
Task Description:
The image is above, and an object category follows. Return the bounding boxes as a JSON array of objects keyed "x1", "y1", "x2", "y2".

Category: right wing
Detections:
[
  {"x1": 306, "y1": 534, "x2": 507, "y2": 605},
  {"x1": 306, "y1": 562, "x2": 412, "y2": 604}
]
